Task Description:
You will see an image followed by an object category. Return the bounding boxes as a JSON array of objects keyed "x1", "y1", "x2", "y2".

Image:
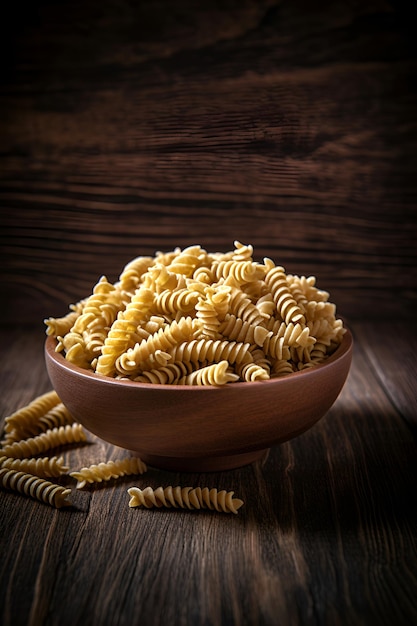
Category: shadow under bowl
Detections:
[{"x1": 45, "y1": 329, "x2": 353, "y2": 472}]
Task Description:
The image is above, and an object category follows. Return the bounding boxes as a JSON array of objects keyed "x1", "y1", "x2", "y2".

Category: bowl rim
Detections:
[{"x1": 45, "y1": 327, "x2": 353, "y2": 392}]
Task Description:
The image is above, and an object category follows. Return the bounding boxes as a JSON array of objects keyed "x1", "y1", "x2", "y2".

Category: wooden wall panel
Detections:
[{"x1": 1, "y1": 0, "x2": 416, "y2": 323}]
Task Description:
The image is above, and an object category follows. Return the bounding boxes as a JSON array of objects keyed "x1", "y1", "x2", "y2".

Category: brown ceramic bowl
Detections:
[{"x1": 45, "y1": 329, "x2": 353, "y2": 472}]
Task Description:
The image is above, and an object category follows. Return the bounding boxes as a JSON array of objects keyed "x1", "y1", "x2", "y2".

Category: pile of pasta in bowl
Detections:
[{"x1": 44, "y1": 241, "x2": 346, "y2": 386}]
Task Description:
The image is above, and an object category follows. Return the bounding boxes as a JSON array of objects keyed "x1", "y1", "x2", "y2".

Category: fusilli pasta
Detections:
[
  {"x1": 0, "y1": 467, "x2": 71, "y2": 508},
  {"x1": 4, "y1": 390, "x2": 61, "y2": 436},
  {"x1": 0, "y1": 455, "x2": 69, "y2": 478},
  {"x1": 128, "y1": 486, "x2": 244, "y2": 514},
  {"x1": 70, "y1": 456, "x2": 147, "y2": 488},
  {"x1": 0, "y1": 424, "x2": 86, "y2": 459},
  {"x1": 45, "y1": 241, "x2": 346, "y2": 384}
]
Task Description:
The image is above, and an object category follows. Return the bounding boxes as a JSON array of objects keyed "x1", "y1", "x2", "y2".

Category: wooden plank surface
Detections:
[
  {"x1": 1, "y1": 0, "x2": 416, "y2": 323},
  {"x1": 0, "y1": 321, "x2": 416, "y2": 626}
]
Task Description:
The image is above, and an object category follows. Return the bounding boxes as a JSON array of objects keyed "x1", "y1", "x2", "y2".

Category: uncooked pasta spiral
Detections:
[
  {"x1": 166, "y1": 244, "x2": 207, "y2": 277},
  {"x1": 44, "y1": 310, "x2": 80, "y2": 337},
  {"x1": 117, "y1": 317, "x2": 196, "y2": 375},
  {"x1": 0, "y1": 424, "x2": 86, "y2": 459},
  {"x1": 261, "y1": 335, "x2": 290, "y2": 361},
  {"x1": 148, "y1": 264, "x2": 187, "y2": 293},
  {"x1": 265, "y1": 320, "x2": 315, "y2": 349},
  {"x1": 0, "y1": 467, "x2": 71, "y2": 508},
  {"x1": 128, "y1": 486, "x2": 244, "y2": 514},
  {"x1": 153, "y1": 287, "x2": 201, "y2": 316},
  {"x1": 4, "y1": 390, "x2": 61, "y2": 438},
  {"x1": 264, "y1": 260, "x2": 306, "y2": 324},
  {"x1": 235, "y1": 361, "x2": 270, "y2": 382},
  {"x1": 70, "y1": 456, "x2": 147, "y2": 489},
  {"x1": 71, "y1": 276, "x2": 121, "y2": 333},
  {"x1": 38, "y1": 403, "x2": 74, "y2": 433},
  {"x1": 134, "y1": 362, "x2": 192, "y2": 384},
  {"x1": 271, "y1": 359, "x2": 295, "y2": 377},
  {"x1": 118, "y1": 255, "x2": 154, "y2": 293},
  {"x1": 218, "y1": 314, "x2": 271, "y2": 347},
  {"x1": 228, "y1": 287, "x2": 268, "y2": 326},
  {"x1": 57, "y1": 331, "x2": 91, "y2": 369},
  {"x1": 169, "y1": 338, "x2": 252, "y2": 366},
  {"x1": 192, "y1": 265, "x2": 213, "y2": 284},
  {"x1": 195, "y1": 297, "x2": 222, "y2": 339},
  {"x1": 211, "y1": 259, "x2": 265, "y2": 286},
  {"x1": 287, "y1": 274, "x2": 330, "y2": 307},
  {"x1": 8, "y1": 402, "x2": 75, "y2": 441},
  {"x1": 178, "y1": 361, "x2": 239, "y2": 386},
  {"x1": 0, "y1": 455, "x2": 69, "y2": 478},
  {"x1": 95, "y1": 285, "x2": 155, "y2": 376},
  {"x1": 231, "y1": 240, "x2": 254, "y2": 262}
]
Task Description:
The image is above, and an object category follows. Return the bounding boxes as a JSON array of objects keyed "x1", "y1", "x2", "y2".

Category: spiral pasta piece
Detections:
[
  {"x1": 134, "y1": 362, "x2": 192, "y2": 384},
  {"x1": 231, "y1": 240, "x2": 254, "y2": 262},
  {"x1": 57, "y1": 332, "x2": 91, "y2": 368},
  {"x1": 0, "y1": 423, "x2": 86, "y2": 459},
  {"x1": 96, "y1": 285, "x2": 155, "y2": 376},
  {"x1": 166, "y1": 244, "x2": 207, "y2": 277},
  {"x1": 195, "y1": 297, "x2": 222, "y2": 339},
  {"x1": 70, "y1": 456, "x2": 147, "y2": 489},
  {"x1": 169, "y1": 338, "x2": 252, "y2": 366},
  {"x1": 118, "y1": 255, "x2": 154, "y2": 293},
  {"x1": 117, "y1": 317, "x2": 196, "y2": 374},
  {"x1": 287, "y1": 274, "x2": 330, "y2": 306},
  {"x1": 219, "y1": 314, "x2": 271, "y2": 347},
  {"x1": 0, "y1": 455, "x2": 69, "y2": 478},
  {"x1": 8, "y1": 402, "x2": 74, "y2": 441},
  {"x1": 211, "y1": 259, "x2": 265, "y2": 286},
  {"x1": 148, "y1": 264, "x2": 187, "y2": 294},
  {"x1": 178, "y1": 361, "x2": 239, "y2": 386},
  {"x1": 0, "y1": 468, "x2": 71, "y2": 508},
  {"x1": 44, "y1": 310, "x2": 80, "y2": 337},
  {"x1": 265, "y1": 320, "x2": 315, "y2": 349},
  {"x1": 235, "y1": 361, "x2": 270, "y2": 382},
  {"x1": 271, "y1": 359, "x2": 295, "y2": 377},
  {"x1": 154, "y1": 287, "x2": 201, "y2": 317},
  {"x1": 71, "y1": 276, "x2": 121, "y2": 333},
  {"x1": 4, "y1": 390, "x2": 61, "y2": 435},
  {"x1": 264, "y1": 261, "x2": 306, "y2": 324},
  {"x1": 128, "y1": 486, "x2": 244, "y2": 514},
  {"x1": 228, "y1": 287, "x2": 268, "y2": 326}
]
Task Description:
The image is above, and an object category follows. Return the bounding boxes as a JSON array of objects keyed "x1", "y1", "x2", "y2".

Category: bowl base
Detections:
[{"x1": 134, "y1": 448, "x2": 270, "y2": 472}]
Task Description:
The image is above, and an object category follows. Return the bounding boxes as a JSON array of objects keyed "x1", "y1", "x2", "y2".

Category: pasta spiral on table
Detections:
[
  {"x1": 45, "y1": 241, "x2": 346, "y2": 384},
  {"x1": 0, "y1": 424, "x2": 86, "y2": 459},
  {"x1": 128, "y1": 486, "x2": 244, "y2": 514},
  {"x1": 4, "y1": 390, "x2": 61, "y2": 437},
  {"x1": 70, "y1": 456, "x2": 147, "y2": 489},
  {"x1": 0, "y1": 455, "x2": 69, "y2": 478},
  {"x1": 0, "y1": 467, "x2": 72, "y2": 508}
]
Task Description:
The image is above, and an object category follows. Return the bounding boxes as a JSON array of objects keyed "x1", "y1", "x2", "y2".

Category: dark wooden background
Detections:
[
  {"x1": 1, "y1": 0, "x2": 416, "y2": 325},
  {"x1": 1, "y1": 2, "x2": 417, "y2": 626}
]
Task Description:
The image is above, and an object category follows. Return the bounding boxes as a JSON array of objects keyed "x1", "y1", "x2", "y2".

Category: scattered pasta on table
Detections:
[{"x1": 0, "y1": 391, "x2": 244, "y2": 513}]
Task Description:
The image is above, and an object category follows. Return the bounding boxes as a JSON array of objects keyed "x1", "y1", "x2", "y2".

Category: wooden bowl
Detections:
[{"x1": 45, "y1": 329, "x2": 353, "y2": 472}]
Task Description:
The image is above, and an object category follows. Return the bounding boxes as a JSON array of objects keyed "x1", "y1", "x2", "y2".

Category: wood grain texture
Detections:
[
  {"x1": 1, "y1": 0, "x2": 416, "y2": 324},
  {"x1": 0, "y1": 321, "x2": 416, "y2": 626}
]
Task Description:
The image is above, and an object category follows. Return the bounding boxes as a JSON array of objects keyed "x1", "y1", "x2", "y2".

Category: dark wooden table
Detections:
[
  {"x1": 0, "y1": 321, "x2": 416, "y2": 626},
  {"x1": 1, "y1": 1, "x2": 417, "y2": 624}
]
